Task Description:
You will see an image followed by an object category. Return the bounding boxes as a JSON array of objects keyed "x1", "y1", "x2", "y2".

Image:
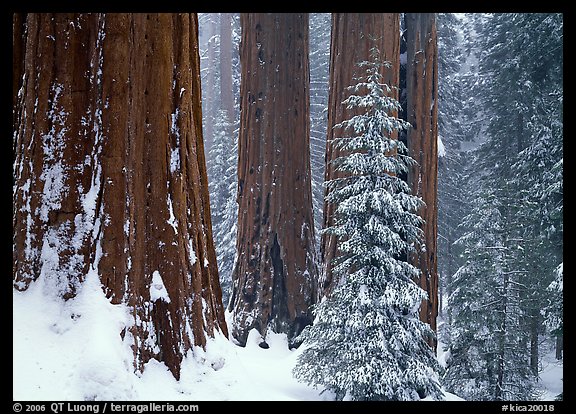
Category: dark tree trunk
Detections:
[
  {"x1": 530, "y1": 309, "x2": 539, "y2": 377},
  {"x1": 555, "y1": 334, "x2": 563, "y2": 360},
  {"x1": 322, "y1": 13, "x2": 400, "y2": 296},
  {"x1": 229, "y1": 13, "x2": 318, "y2": 347},
  {"x1": 405, "y1": 13, "x2": 439, "y2": 348},
  {"x1": 12, "y1": 13, "x2": 227, "y2": 380},
  {"x1": 445, "y1": 235, "x2": 454, "y2": 324},
  {"x1": 495, "y1": 273, "x2": 509, "y2": 401}
]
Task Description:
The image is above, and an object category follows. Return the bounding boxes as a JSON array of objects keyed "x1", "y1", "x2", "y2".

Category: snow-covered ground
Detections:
[
  {"x1": 12, "y1": 278, "x2": 559, "y2": 401},
  {"x1": 536, "y1": 342, "x2": 563, "y2": 401},
  {"x1": 13, "y1": 276, "x2": 327, "y2": 401},
  {"x1": 435, "y1": 317, "x2": 563, "y2": 402}
]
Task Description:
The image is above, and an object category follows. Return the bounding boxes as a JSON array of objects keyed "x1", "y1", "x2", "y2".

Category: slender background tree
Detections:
[
  {"x1": 201, "y1": 13, "x2": 242, "y2": 306},
  {"x1": 308, "y1": 13, "x2": 331, "y2": 250}
]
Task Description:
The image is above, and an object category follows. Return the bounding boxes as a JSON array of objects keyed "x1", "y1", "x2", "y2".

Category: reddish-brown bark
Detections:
[
  {"x1": 229, "y1": 13, "x2": 318, "y2": 347},
  {"x1": 405, "y1": 13, "x2": 439, "y2": 348},
  {"x1": 13, "y1": 13, "x2": 26, "y2": 130},
  {"x1": 322, "y1": 13, "x2": 400, "y2": 295},
  {"x1": 12, "y1": 13, "x2": 227, "y2": 379}
]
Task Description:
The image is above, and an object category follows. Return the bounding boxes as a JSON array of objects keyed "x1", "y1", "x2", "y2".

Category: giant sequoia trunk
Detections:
[
  {"x1": 405, "y1": 13, "x2": 439, "y2": 347},
  {"x1": 12, "y1": 13, "x2": 227, "y2": 380},
  {"x1": 229, "y1": 13, "x2": 318, "y2": 347},
  {"x1": 322, "y1": 13, "x2": 400, "y2": 295}
]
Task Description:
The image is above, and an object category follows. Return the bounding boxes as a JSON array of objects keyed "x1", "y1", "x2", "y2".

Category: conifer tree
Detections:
[
  {"x1": 443, "y1": 183, "x2": 537, "y2": 400},
  {"x1": 544, "y1": 263, "x2": 563, "y2": 360},
  {"x1": 322, "y1": 13, "x2": 401, "y2": 296},
  {"x1": 436, "y1": 13, "x2": 469, "y2": 322},
  {"x1": 208, "y1": 110, "x2": 238, "y2": 306},
  {"x1": 294, "y1": 49, "x2": 442, "y2": 401}
]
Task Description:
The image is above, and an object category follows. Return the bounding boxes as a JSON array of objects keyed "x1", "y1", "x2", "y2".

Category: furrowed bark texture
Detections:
[
  {"x1": 405, "y1": 13, "x2": 439, "y2": 347},
  {"x1": 12, "y1": 13, "x2": 227, "y2": 380},
  {"x1": 322, "y1": 13, "x2": 400, "y2": 296},
  {"x1": 229, "y1": 13, "x2": 318, "y2": 347}
]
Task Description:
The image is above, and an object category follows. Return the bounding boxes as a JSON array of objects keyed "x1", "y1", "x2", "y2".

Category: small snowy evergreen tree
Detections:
[{"x1": 293, "y1": 48, "x2": 443, "y2": 401}]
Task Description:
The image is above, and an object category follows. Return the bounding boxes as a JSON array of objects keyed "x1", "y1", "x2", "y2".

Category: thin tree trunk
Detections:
[
  {"x1": 204, "y1": 17, "x2": 217, "y2": 149},
  {"x1": 446, "y1": 233, "x2": 453, "y2": 325},
  {"x1": 405, "y1": 13, "x2": 439, "y2": 348},
  {"x1": 229, "y1": 13, "x2": 318, "y2": 347},
  {"x1": 220, "y1": 12, "x2": 235, "y2": 125},
  {"x1": 495, "y1": 273, "x2": 509, "y2": 401},
  {"x1": 322, "y1": 13, "x2": 400, "y2": 296},
  {"x1": 12, "y1": 13, "x2": 227, "y2": 380},
  {"x1": 530, "y1": 309, "x2": 539, "y2": 377},
  {"x1": 555, "y1": 334, "x2": 563, "y2": 360}
]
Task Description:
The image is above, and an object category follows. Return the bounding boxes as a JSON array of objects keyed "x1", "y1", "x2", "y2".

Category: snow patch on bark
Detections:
[
  {"x1": 39, "y1": 83, "x2": 68, "y2": 223},
  {"x1": 39, "y1": 163, "x2": 66, "y2": 222},
  {"x1": 170, "y1": 109, "x2": 181, "y2": 173},
  {"x1": 150, "y1": 270, "x2": 171, "y2": 303},
  {"x1": 167, "y1": 194, "x2": 179, "y2": 235},
  {"x1": 438, "y1": 133, "x2": 446, "y2": 157},
  {"x1": 188, "y1": 239, "x2": 197, "y2": 266}
]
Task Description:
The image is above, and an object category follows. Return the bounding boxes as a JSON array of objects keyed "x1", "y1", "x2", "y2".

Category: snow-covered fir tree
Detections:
[
  {"x1": 544, "y1": 263, "x2": 563, "y2": 347},
  {"x1": 293, "y1": 48, "x2": 443, "y2": 401},
  {"x1": 443, "y1": 183, "x2": 537, "y2": 401},
  {"x1": 207, "y1": 110, "x2": 238, "y2": 306},
  {"x1": 508, "y1": 13, "x2": 563, "y2": 366}
]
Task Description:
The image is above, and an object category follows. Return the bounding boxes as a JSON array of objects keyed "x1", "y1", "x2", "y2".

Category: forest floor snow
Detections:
[
  {"x1": 13, "y1": 273, "x2": 329, "y2": 401},
  {"x1": 536, "y1": 342, "x2": 563, "y2": 400},
  {"x1": 13, "y1": 275, "x2": 326, "y2": 401},
  {"x1": 13, "y1": 277, "x2": 560, "y2": 401}
]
